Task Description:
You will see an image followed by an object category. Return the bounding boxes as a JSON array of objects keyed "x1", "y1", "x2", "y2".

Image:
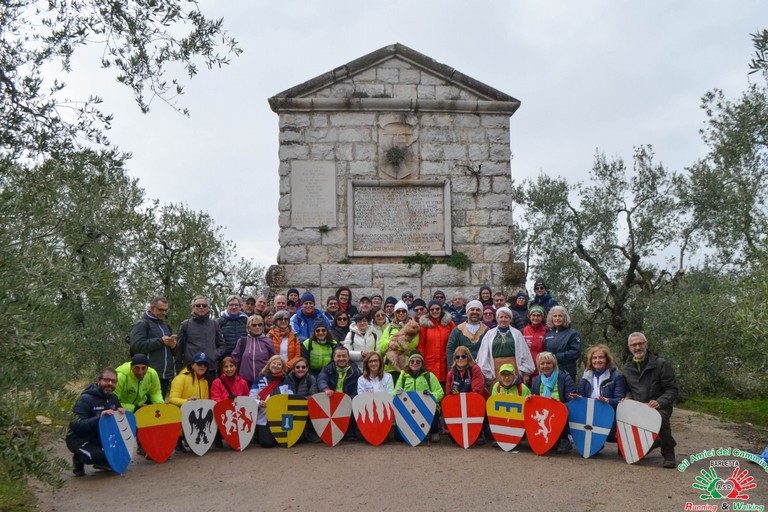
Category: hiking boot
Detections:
[
  {"x1": 556, "y1": 439, "x2": 571, "y2": 454},
  {"x1": 72, "y1": 455, "x2": 85, "y2": 477},
  {"x1": 662, "y1": 450, "x2": 676, "y2": 468},
  {"x1": 92, "y1": 463, "x2": 113, "y2": 472}
]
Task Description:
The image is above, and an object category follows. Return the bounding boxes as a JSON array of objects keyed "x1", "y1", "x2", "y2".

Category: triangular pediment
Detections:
[{"x1": 269, "y1": 43, "x2": 519, "y2": 108}]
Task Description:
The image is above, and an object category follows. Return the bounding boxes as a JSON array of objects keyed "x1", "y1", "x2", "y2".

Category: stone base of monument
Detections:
[{"x1": 266, "y1": 261, "x2": 525, "y2": 303}]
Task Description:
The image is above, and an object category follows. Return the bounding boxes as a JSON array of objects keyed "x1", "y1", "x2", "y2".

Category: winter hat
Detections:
[
  {"x1": 407, "y1": 350, "x2": 425, "y2": 363},
  {"x1": 412, "y1": 298, "x2": 427, "y2": 309},
  {"x1": 131, "y1": 354, "x2": 149, "y2": 367},
  {"x1": 432, "y1": 290, "x2": 446, "y2": 299},
  {"x1": 427, "y1": 299, "x2": 443, "y2": 311},
  {"x1": 300, "y1": 292, "x2": 315, "y2": 305},
  {"x1": 529, "y1": 305, "x2": 546, "y2": 317},
  {"x1": 516, "y1": 291, "x2": 529, "y2": 299},
  {"x1": 496, "y1": 306, "x2": 514, "y2": 321},
  {"x1": 534, "y1": 281, "x2": 547, "y2": 289},
  {"x1": 384, "y1": 296, "x2": 398, "y2": 306},
  {"x1": 312, "y1": 318, "x2": 328, "y2": 332},
  {"x1": 326, "y1": 295, "x2": 338, "y2": 305},
  {"x1": 466, "y1": 300, "x2": 483, "y2": 311},
  {"x1": 394, "y1": 300, "x2": 409, "y2": 312}
]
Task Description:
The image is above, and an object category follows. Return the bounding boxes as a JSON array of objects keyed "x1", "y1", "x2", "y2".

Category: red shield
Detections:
[
  {"x1": 442, "y1": 392, "x2": 486, "y2": 449},
  {"x1": 524, "y1": 395, "x2": 568, "y2": 455},
  {"x1": 308, "y1": 392, "x2": 352, "y2": 446},
  {"x1": 352, "y1": 392, "x2": 394, "y2": 446},
  {"x1": 486, "y1": 395, "x2": 526, "y2": 452},
  {"x1": 213, "y1": 397, "x2": 257, "y2": 452},
  {"x1": 135, "y1": 404, "x2": 181, "y2": 464}
]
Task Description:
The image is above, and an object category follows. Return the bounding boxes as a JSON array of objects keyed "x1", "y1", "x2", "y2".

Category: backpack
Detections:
[{"x1": 125, "y1": 318, "x2": 152, "y2": 356}]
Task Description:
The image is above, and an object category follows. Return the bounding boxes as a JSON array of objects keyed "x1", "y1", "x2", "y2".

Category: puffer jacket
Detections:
[{"x1": 418, "y1": 312, "x2": 455, "y2": 383}]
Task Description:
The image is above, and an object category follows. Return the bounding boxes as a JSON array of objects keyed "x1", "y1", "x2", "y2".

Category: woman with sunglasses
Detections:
[
  {"x1": 331, "y1": 310, "x2": 351, "y2": 344},
  {"x1": 232, "y1": 315, "x2": 275, "y2": 387},
  {"x1": 446, "y1": 346, "x2": 484, "y2": 395},
  {"x1": 266, "y1": 310, "x2": 302, "y2": 370},
  {"x1": 418, "y1": 300, "x2": 455, "y2": 389},
  {"x1": 394, "y1": 351, "x2": 444, "y2": 443},
  {"x1": 168, "y1": 352, "x2": 211, "y2": 453},
  {"x1": 379, "y1": 300, "x2": 420, "y2": 380},
  {"x1": 285, "y1": 357, "x2": 321, "y2": 443},
  {"x1": 301, "y1": 319, "x2": 338, "y2": 376}
]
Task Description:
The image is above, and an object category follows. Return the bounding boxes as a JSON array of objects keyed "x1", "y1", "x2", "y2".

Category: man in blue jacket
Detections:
[
  {"x1": 66, "y1": 368, "x2": 125, "y2": 476},
  {"x1": 291, "y1": 292, "x2": 331, "y2": 342}
]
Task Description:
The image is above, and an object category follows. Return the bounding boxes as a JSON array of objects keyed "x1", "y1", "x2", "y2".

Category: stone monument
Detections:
[{"x1": 266, "y1": 43, "x2": 523, "y2": 303}]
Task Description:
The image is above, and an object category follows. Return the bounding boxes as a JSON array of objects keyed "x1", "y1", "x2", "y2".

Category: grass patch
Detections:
[
  {"x1": 0, "y1": 475, "x2": 34, "y2": 512},
  {"x1": 682, "y1": 396, "x2": 768, "y2": 426}
]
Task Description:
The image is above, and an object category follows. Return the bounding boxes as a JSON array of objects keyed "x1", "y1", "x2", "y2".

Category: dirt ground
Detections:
[{"x1": 32, "y1": 409, "x2": 768, "y2": 512}]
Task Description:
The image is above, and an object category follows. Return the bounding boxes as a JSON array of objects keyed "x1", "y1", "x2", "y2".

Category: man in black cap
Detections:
[
  {"x1": 383, "y1": 296, "x2": 398, "y2": 320},
  {"x1": 66, "y1": 368, "x2": 125, "y2": 476},
  {"x1": 243, "y1": 295, "x2": 257, "y2": 316},
  {"x1": 358, "y1": 296, "x2": 373, "y2": 320},
  {"x1": 411, "y1": 298, "x2": 427, "y2": 321},
  {"x1": 529, "y1": 280, "x2": 559, "y2": 314}
]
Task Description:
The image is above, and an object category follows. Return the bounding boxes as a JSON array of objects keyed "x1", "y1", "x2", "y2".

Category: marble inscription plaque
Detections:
[
  {"x1": 291, "y1": 161, "x2": 336, "y2": 228},
  {"x1": 348, "y1": 181, "x2": 451, "y2": 256}
]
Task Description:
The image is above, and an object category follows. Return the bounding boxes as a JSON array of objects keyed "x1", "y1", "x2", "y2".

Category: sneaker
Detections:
[
  {"x1": 556, "y1": 439, "x2": 571, "y2": 454},
  {"x1": 72, "y1": 455, "x2": 85, "y2": 477},
  {"x1": 92, "y1": 463, "x2": 113, "y2": 472}
]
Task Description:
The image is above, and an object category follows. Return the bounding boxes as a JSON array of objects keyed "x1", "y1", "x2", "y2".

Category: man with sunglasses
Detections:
[
  {"x1": 129, "y1": 296, "x2": 177, "y2": 397},
  {"x1": 175, "y1": 295, "x2": 225, "y2": 383},
  {"x1": 529, "y1": 280, "x2": 559, "y2": 314}
]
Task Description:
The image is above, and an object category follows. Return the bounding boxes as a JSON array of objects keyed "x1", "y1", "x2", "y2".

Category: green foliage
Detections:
[
  {"x1": 1, "y1": 0, "x2": 241, "y2": 160},
  {"x1": 351, "y1": 91, "x2": 370, "y2": 98},
  {"x1": 682, "y1": 396, "x2": 768, "y2": 430},
  {"x1": 318, "y1": 224, "x2": 331, "y2": 234},
  {"x1": 512, "y1": 146, "x2": 687, "y2": 343},
  {"x1": 444, "y1": 251, "x2": 471, "y2": 270},
  {"x1": 337, "y1": 258, "x2": 352, "y2": 264},
  {"x1": 403, "y1": 252, "x2": 436, "y2": 274},
  {"x1": 0, "y1": 475, "x2": 33, "y2": 511}
]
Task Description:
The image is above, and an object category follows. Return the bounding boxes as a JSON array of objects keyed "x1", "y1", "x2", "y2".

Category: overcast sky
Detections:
[{"x1": 69, "y1": 0, "x2": 767, "y2": 271}]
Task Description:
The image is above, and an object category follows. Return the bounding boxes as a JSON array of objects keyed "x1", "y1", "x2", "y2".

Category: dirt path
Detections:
[{"x1": 33, "y1": 409, "x2": 768, "y2": 512}]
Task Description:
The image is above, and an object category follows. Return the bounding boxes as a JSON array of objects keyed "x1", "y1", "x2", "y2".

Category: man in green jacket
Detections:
[{"x1": 114, "y1": 354, "x2": 164, "y2": 413}]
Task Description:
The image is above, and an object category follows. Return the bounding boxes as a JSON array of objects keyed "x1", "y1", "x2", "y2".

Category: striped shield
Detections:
[
  {"x1": 616, "y1": 399, "x2": 662, "y2": 464},
  {"x1": 486, "y1": 395, "x2": 526, "y2": 452},
  {"x1": 567, "y1": 397, "x2": 615, "y2": 458},
  {"x1": 266, "y1": 395, "x2": 308, "y2": 448},
  {"x1": 393, "y1": 391, "x2": 436, "y2": 447}
]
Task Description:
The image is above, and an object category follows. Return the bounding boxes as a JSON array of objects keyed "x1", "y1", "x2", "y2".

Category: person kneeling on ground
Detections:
[
  {"x1": 394, "y1": 351, "x2": 444, "y2": 443},
  {"x1": 530, "y1": 351, "x2": 576, "y2": 455},
  {"x1": 66, "y1": 368, "x2": 125, "y2": 476}
]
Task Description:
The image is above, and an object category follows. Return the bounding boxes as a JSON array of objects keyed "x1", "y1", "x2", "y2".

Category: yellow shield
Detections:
[{"x1": 266, "y1": 395, "x2": 308, "y2": 448}]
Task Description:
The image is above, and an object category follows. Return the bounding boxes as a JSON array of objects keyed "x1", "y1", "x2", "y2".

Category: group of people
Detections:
[{"x1": 66, "y1": 283, "x2": 679, "y2": 475}]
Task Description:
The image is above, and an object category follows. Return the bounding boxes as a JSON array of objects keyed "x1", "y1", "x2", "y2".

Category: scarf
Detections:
[
  {"x1": 335, "y1": 366, "x2": 350, "y2": 392},
  {"x1": 633, "y1": 356, "x2": 646, "y2": 373},
  {"x1": 258, "y1": 374, "x2": 283, "y2": 400},
  {"x1": 540, "y1": 370, "x2": 559, "y2": 398}
]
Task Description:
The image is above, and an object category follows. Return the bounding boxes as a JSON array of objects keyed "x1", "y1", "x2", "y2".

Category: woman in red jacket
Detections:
[
  {"x1": 210, "y1": 356, "x2": 249, "y2": 401},
  {"x1": 418, "y1": 300, "x2": 455, "y2": 388}
]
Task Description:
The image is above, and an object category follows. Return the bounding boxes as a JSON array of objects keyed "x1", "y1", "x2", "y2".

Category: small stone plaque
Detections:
[
  {"x1": 291, "y1": 161, "x2": 336, "y2": 228},
  {"x1": 348, "y1": 180, "x2": 451, "y2": 256}
]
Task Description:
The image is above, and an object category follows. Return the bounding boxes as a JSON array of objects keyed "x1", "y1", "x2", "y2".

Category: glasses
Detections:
[
  {"x1": 534, "y1": 286, "x2": 545, "y2": 291},
  {"x1": 629, "y1": 342, "x2": 646, "y2": 348},
  {"x1": 155, "y1": 307, "x2": 169, "y2": 312},
  {"x1": 194, "y1": 303, "x2": 209, "y2": 308},
  {"x1": 276, "y1": 318, "x2": 288, "y2": 322},
  {"x1": 375, "y1": 313, "x2": 387, "y2": 317},
  {"x1": 429, "y1": 307, "x2": 442, "y2": 312},
  {"x1": 250, "y1": 323, "x2": 264, "y2": 328},
  {"x1": 409, "y1": 359, "x2": 422, "y2": 364},
  {"x1": 483, "y1": 311, "x2": 495, "y2": 316},
  {"x1": 434, "y1": 296, "x2": 445, "y2": 300},
  {"x1": 414, "y1": 307, "x2": 426, "y2": 313},
  {"x1": 454, "y1": 354, "x2": 468, "y2": 360},
  {"x1": 227, "y1": 303, "x2": 240, "y2": 307},
  {"x1": 402, "y1": 295, "x2": 414, "y2": 299},
  {"x1": 337, "y1": 317, "x2": 348, "y2": 322},
  {"x1": 99, "y1": 377, "x2": 117, "y2": 383},
  {"x1": 294, "y1": 365, "x2": 307, "y2": 370},
  {"x1": 315, "y1": 328, "x2": 327, "y2": 333}
]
